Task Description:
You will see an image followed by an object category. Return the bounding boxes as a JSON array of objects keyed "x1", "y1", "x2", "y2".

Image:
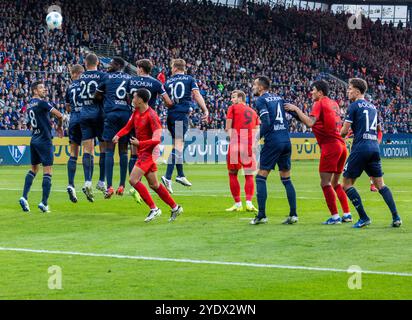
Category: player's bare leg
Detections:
[
  {"x1": 96, "y1": 140, "x2": 107, "y2": 192},
  {"x1": 67, "y1": 142, "x2": 80, "y2": 203},
  {"x1": 280, "y1": 170, "x2": 298, "y2": 225},
  {"x1": 226, "y1": 169, "x2": 243, "y2": 212},
  {"x1": 129, "y1": 167, "x2": 160, "y2": 222},
  {"x1": 251, "y1": 169, "x2": 270, "y2": 225},
  {"x1": 20, "y1": 164, "x2": 40, "y2": 212},
  {"x1": 82, "y1": 138, "x2": 95, "y2": 202},
  {"x1": 146, "y1": 171, "x2": 183, "y2": 222},
  {"x1": 370, "y1": 176, "x2": 402, "y2": 227},
  {"x1": 331, "y1": 173, "x2": 351, "y2": 222},
  {"x1": 320, "y1": 172, "x2": 341, "y2": 225}
]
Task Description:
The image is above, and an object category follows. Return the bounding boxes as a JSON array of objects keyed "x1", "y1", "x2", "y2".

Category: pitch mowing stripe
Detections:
[
  {"x1": 1, "y1": 188, "x2": 412, "y2": 201},
  {"x1": 0, "y1": 247, "x2": 411, "y2": 277}
]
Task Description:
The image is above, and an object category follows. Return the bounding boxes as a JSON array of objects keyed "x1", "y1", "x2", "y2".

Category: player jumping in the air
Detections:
[
  {"x1": 225, "y1": 90, "x2": 259, "y2": 213},
  {"x1": 78, "y1": 53, "x2": 107, "y2": 201},
  {"x1": 113, "y1": 89, "x2": 183, "y2": 222},
  {"x1": 285, "y1": 80, "x2": 352, "y2": 225},
  {"x1": 19, "y1": 81, "x2": 64, "y2": 213},
  {"x1": 251, "y1": 76, "x2": 298, "y2": 225},
  {"x1": 66, "y1": 64, "x2": 84, "y2": 203},
  {"x1": 161, "y1": 59, "x2": 209, "y2": 194},
  {"x1": 126, "y1": 59, "x2": 173, "y2": 203},
  {"x1": 340, "y1": 78, "x2": 402, "y2": 228},
  {"x1": 95, "y1": 57, "x2": 132, "y2": 199}
]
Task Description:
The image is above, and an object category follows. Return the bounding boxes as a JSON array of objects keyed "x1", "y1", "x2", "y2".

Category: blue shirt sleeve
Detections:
[
  {"x1": 345, "y1": 102, "x2": 356, "y2": 123},
  {"x1": 191, "y1": 77, "x2": 199, "y2": 91},
  {"x1": 41, "y1": 101, "x2": 54, "y2": 112},
  {"x1": 256, "y1": 97, "x2": 270, "y2": 138}
]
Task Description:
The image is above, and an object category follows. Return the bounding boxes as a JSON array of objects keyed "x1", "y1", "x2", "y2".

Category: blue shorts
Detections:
[
  {"x1": 259, "y1": 142, "x2": 292, "y2": 171},
  {"x1": 80, "y1": 114, "x2": 104, "y2": 142},
  {"x1": 103, "y1": 111, "x2": 131, "y2": 144},
  {"x1": 343, "y1": 151, "x2": 383, "y2": 179},
  {"x1": 167, "y1": 112, "x2": 189, "y2": 140},
  {"x1": 68, "y1": 115, "x2": 82, "y2": 145},
  {"x1": 30, "y1": 141, "x2": 54, "y2": 167}
]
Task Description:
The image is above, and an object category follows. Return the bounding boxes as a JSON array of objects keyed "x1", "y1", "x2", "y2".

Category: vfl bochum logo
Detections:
[{"x1": 8, "y1": 146, "x2": 26, "y2": 163}]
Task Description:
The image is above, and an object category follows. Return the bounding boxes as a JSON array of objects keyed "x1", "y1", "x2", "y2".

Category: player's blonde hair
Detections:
[
  {"x1": 231, "y1": 90, "x2": 246, "y2": 102},
  {"x1": 70, "y1": 64, "x2": 85, "y2": 75},
  {"x1": 171, "y1": 59, "x2": 186, "y2": 71}
]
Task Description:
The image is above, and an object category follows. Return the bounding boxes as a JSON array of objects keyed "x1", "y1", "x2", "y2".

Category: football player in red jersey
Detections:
[
  {"x1": 225, "y1": 90, "x2": 260, "y2": 212},
  {"x1": 285, "y1": 80, "x2": 352, "y2": 225},
  {"x1": 113, "y1": 89, "x2": 183, "y2": 223}
]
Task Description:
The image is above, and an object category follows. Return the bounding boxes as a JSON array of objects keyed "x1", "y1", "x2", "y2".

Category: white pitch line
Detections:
[{"x1": 0, "y1": 247, "x2": 411, "y2": 277}]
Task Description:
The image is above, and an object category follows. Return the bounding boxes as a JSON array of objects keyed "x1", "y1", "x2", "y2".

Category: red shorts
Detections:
[
  {"x1": 227, "y1": 146, "x2": 257, "y2": 173},
  {"x1": 319, "y1": 142, "x2": 347, "y2": 173},
  {"x1": 135, "y1": 152, "x2": 158, "y2": 174}
]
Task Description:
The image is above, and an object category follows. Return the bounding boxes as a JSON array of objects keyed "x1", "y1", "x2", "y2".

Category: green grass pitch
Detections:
[{"x1": 0, "y1": 159, "x2": 411, "y2": 300}]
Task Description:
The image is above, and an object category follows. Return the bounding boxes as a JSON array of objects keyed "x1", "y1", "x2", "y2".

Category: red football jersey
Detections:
[
  {"x1": 310, "y1": 97, "x2": 344, "y2": 146},
  {"x1": 227, "y1": 103, "x2": 259, "y2": 150},
  {"x1": 117, "y1": 107, "x2": 162, "y2": 155}
]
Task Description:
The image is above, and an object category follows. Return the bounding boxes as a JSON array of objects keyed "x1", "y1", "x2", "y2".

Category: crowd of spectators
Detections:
[{"x1": 0, "y1": 0, "x2": 410, "y2": 134}]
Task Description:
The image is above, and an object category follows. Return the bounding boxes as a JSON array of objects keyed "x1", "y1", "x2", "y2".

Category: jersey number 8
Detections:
[{"x1": 28, "y1": 109, "x2": 37, "y2": 128}]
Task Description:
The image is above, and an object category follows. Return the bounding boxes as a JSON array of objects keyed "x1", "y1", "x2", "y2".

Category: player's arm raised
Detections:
[
  {"x1": 285, "y1": 103, "x2": 316, "y2": 128},
  {"x1": 193, "y1": 89, "x2": 209, "y2": 121}
]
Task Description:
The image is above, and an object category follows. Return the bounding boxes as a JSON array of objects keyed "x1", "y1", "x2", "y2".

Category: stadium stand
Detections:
[{"x1": 0, "y1": 0, "x2": 410, "y2": 134}]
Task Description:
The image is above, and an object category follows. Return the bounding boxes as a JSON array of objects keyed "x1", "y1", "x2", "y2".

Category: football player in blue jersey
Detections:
[
  {"x1": 79, "y1": 53, "x2": 107, "y2": 201},
  {"x1": 19, "y1": 81, "x2": 64, "y2": 213},
  {"x1": 65, "y1": 64, "x2": 84, "y2": 203},
  {"x1": 250, "y1": 76, "x2": 298, "y2": 225},
  {"x1": 95, "y1": 57, "x2": 132, "y2": 199},
  {"x1": 341, "y1": 78, "x2": 402, "y2": 228},
  {"x1": 126, "y1": 59, "x2": 173, "y2": 203},
  {"x1": 161, "y1": 59, "x2": 208, "y2": 194}
]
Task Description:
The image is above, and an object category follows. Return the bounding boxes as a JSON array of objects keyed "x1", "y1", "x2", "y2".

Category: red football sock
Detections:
[
  {"x1": 229, "y1": 173, "x2": 241, "y2": 203},
  {"x1": 133, "y1": 182, "x2": 156, "y2": 209},
  {"x1": 244, "y1": 175, "x2": 255, "y2": 201},
  {"x1": 322, "y1": 185, "x2": 338, "y2": 215},
  {"x1": 154, "y1": 184, "x2": 177, "y2": 209},
  {"x1": 334, "y1": 184, "x2": 351, "y2": 214}
]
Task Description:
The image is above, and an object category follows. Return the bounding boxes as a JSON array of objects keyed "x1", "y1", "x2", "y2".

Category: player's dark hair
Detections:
[
  {"x1": 232, "y1": 90, "x2": 246, "y2": 102},
  {"x1": 137, "y1": 59, "x2": 153, "y2": 74},
  {"x1": 349, "y1": 78, "x2": 368, "y2": 94},
  {"x1": 256, "y1": 76, "x2": 270, "y2": 90},
  {"x1": 312, "y1": 80, "x2": 329, "y2": 96},
  {"x1": 172, "y1": 59, "x2": 186, "y2": 71},
  {"x1": 85, "y1": 53, "x2": 99, "y2": 66},
  {"x1": 31, "y1": 81, "x2": 43, "y2": 92},
  {"x1": 134, "y1": 88, "x2": 151, "y2": 103},
  {"x1": 112, "y1": 56, "x2": 126, "y2": 70}
]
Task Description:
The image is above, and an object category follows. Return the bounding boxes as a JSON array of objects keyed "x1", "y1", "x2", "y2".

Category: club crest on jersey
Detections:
[{"x1": 8, "y1": 145, "x2": 26, "y2": 163}]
